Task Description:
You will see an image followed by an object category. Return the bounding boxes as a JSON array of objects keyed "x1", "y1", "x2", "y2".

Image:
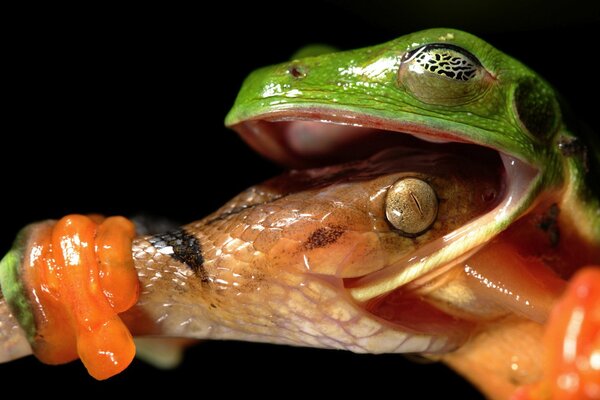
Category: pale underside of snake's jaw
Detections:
[{"x1": 119, "y1": 112, "x2": 546, "y2": 357}]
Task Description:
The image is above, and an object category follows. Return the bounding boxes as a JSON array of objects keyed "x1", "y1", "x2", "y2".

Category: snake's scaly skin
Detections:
[{"x1": 122, "y1": 148, "x2": 501, "y2": 353}]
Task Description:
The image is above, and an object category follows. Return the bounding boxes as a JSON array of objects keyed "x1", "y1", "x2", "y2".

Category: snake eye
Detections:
[
  {"x1": 398, "y1": 44, "x2": 491, "y2": 105},
  {"x1": 385, "y1": 177, "x2": 438, "y2": 237}
]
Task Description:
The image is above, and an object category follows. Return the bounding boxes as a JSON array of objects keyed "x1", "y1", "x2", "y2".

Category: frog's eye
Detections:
[
  {"x1": 398, "y1": 44, "x2": 491, "y2": 106},
  {"x1": 385, "y1": 177, "x2": 438, "y2": 237}
]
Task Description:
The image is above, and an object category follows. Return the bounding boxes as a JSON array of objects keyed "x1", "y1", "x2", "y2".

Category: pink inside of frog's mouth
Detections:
[
  {"x1": 233, "y1": 111, "x2": 481, "y2": 169},
  {"x1": 231, "y1": 110, "x2": 546, "y2": 342}
]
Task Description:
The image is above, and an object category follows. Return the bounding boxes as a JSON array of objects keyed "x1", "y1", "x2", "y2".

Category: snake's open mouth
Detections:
[{"x1": 231, "y1": 110, "x2": 546, "y2": 346}]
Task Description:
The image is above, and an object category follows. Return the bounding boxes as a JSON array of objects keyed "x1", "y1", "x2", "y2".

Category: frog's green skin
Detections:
[{"x1": 226, "y1": 28, "x2": 599, "y2": 250}]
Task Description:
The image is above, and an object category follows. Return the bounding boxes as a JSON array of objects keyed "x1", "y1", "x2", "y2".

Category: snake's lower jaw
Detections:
[
  {"x1": 126, "y1": 236, "x2": 464, "y2": 354},
  {"x1": 0, "y1": 228, "x2": 464, "y2": 364}
]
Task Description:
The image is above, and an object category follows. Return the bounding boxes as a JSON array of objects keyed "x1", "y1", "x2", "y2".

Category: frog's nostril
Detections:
[{"x1": 288, "y1": 65, "x2": 306, "y2": 78}]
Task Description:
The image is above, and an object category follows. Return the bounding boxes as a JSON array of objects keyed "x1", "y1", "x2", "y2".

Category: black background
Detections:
[{"x1": 1, "y1": 2, "x2": 598, "y2": 398}]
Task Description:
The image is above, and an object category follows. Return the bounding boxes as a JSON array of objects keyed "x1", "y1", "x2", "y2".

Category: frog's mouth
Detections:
[{"x1": 230, "y1": 109, "x2": 549, "y2": 344}]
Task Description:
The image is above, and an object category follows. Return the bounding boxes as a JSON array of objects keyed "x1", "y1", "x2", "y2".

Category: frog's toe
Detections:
[{"x1": 513, "y1": 266, "x2": 600, "y2": 400}]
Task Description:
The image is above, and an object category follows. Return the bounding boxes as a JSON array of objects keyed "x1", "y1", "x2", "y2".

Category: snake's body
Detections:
[
  {"x1": 123, "y1": 146, "x2": 502, "y2": 353},
  {"x1": 1, "y1": 145, "x2": 501, "y2": 360}
]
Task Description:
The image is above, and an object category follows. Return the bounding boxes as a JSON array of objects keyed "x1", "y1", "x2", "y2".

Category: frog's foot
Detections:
[
  {"x1": 512, "y1": 266, "x2": 600, "y2": 400},
  {"x1": 0, "y1": 215, "x2": 139, "y2": 380}
]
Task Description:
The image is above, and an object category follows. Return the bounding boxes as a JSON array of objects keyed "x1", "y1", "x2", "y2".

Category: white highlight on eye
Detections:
[
  {"x1": 408, "y1": 63, "x2": 425, "y2": 75},
  {"x1": 390, "y1": 210, "x2": 401, "y2": 218}
]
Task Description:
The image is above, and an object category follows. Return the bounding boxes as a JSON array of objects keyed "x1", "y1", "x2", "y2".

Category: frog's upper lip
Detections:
[
  {"x1": 230, "y1": 107, "x2": 542, "y2": 301},
  {"x1": 230, "y1": 108, "x2": 480, "y2": 168}
]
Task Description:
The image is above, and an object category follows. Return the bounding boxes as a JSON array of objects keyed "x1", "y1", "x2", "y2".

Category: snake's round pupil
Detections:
[{"x1": 385, "y1": 178, "x2": 438, "y2": 237}]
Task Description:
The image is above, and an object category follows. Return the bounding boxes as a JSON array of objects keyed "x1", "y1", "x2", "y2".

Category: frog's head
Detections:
[
  {"x1": 227, "y1": 29, "x2": 559, "y2": 170},
  {"x1": 225, "y1": 28, "x2": 598, "y2": 305}
]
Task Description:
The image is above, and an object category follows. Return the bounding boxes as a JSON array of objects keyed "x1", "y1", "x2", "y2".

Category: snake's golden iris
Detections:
[{"x1": 385, "y1": 177, "x2": 438, "y2": 236}]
